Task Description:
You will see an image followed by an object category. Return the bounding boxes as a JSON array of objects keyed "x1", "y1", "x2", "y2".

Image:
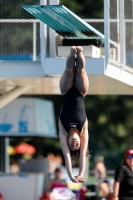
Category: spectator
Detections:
[
  {"x1": 113, "y1": 149, "x2": 133, "y2": 200},
  {"x1": 94, "y1": 156, "x2": 110, "y2": 199},
  {"x1": 47, "y1": 167, "x2": 67, "y2": 192},
  {"x1": 94, "y1": 156, "x2": 106, "y2": 181},
  {"x1": 46, "y1": 167, "x2": 76, "y2": 200}
]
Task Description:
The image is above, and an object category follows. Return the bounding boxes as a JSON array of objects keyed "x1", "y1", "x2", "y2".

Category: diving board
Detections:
[{"x1": 22, "y1": 5, "x2": 116, "y2": 47}]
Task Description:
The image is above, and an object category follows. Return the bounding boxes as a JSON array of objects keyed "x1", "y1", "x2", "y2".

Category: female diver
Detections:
[{"x1": 59, "y1": 46, "x2": 89, "y2": 183}]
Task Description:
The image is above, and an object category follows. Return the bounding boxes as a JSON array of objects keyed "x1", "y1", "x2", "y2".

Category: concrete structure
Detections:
[{"x1": 0, "y1": 0, "x2": 133, "y2": 110}]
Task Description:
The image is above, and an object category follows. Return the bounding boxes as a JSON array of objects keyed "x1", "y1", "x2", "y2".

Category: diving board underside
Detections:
[
  {"x1": 0, "y1": 58, "x2": 133, "y2": 95},
  {"x1": 22, "y1": 5, "x2": 116, "y2": 46}
]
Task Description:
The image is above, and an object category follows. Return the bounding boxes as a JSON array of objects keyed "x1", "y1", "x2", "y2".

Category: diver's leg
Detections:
[
  {"x1": 75, "y1": 46, "x2": 89, "y2": 96},
  {"x1": 60, "y1": 46, "x2": 76, "y2": 95}
]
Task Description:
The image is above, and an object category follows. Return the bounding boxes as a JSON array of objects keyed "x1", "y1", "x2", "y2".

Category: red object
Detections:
[
  {"x1": 0, "y1": 193, "x2": 4, "y2": 200},
  {"x1": 126, "y1": 149, "x2": 133, "y2": 157},
  {"x1": 40, "y1": 192, "x2": 50, "y2": 200},
  {"x1": 51, "y1": 183, "x2": 67, "y2": 190},
  {"x1": 81, "y1": 186, "x2": 87, "y2": 200},
  {"x1": 109, "y1": 194, "x2": 113, "y2": 200},
  {"x1": 15, "y1": 143, "x2": 36, "y2": 154}
]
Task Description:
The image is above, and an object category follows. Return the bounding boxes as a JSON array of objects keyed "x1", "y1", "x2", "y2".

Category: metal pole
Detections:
[
  {"x1": 33, "y1": 21, "x2": 37, "y2": 61},
  {"x1": 117, "y1": 0, "x2": 120, "y2": 62},
  {"x1": 131, "y1": 0, "x2": 133, "y2": 67},
  {"x1": 5, "y1": 137, "x2": 10, "y2": 173},
  {"x1": 49, "y1": 0, "x2": 59, "y2": 58},
  {"x1": 104, "y1": 0, "x2": 110, "y2": 70},
  {"x1": 0, "y1": 137, "x2": 9, "y2": 173},
  {"x1": 0, "y1": 138, "x2": 5, "y2": 172},
  {"x1": 120, "y1": 0, "x2": 125, "y2": 68},
  {"x1": 40, "y1": 0, "x2": 47, "y2": 71}
]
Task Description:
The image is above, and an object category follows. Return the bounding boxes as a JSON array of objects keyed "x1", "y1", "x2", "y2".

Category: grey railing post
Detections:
[
  {"x1": 40, "y1": 0, "x2": 47, "y2": 71},
  {"x1": 104, "y1": 0, "x2": 110, "y2": 70},
  {"x1": 49, "y1": 0, "x2": 59, "y2": 58},
  {"x1": 33, "y1": 21, "x2": 37, "y2": 61},
  {"x1": 120, "y1": 0, "x2": 125, "y2": 65}
]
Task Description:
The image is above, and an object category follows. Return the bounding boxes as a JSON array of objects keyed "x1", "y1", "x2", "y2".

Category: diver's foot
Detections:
[
  {"x1": 76, "y1": 46, "x2": 83, "y2": 56},
  {"x1": 69, "y1": 46, "x2": 77, "y2": 57},
  {"x1": 66, "y1": 46, "x2": 77, "y2": 70},
  {"x1": 75, "y1": 46, "x2": 85, "y2": 68},
  {"x1": 71, "y1": 46, "x2": 77, "y2": 51}
]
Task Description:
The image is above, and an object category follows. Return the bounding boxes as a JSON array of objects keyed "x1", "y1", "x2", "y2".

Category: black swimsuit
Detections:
[{"x1": 60, "y1": 85, "x2": 86, "y2": 133}]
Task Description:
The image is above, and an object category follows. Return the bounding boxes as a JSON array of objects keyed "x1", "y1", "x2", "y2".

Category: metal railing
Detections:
[
  {"x1": 0, "y1": 18, "x2": 133, "y2": 69},
  {"x1": 0, "y1": 19, "x2": 40, "y2": 61}
]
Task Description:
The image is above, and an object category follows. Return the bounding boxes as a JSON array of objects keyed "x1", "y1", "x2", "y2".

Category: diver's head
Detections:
[{"x1": 68, "y1": 128, "x2": 80, "y2": 151}]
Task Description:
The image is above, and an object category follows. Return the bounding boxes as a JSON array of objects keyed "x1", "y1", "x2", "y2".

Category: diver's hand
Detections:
[
  {"x1": 70, "y1": 176, "x2": 78, "y2": 183},
  {"x1": 75, "y1": 175, "x2": 85, "y2": 183},
  {"x1": 70, "y1": 175, "x2": 85, "y2": 183}
]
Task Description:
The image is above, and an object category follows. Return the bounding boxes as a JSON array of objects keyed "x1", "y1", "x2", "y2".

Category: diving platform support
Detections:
[{"x1": 0, "y1": 0, "x2": 133, "y2": 110}]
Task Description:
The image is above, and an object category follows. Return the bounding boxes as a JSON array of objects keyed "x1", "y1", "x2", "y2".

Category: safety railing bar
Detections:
[
  {"x1": 33, "y1": 21, "x2": 37, "y2": 61},
  {"x1": 1, "y1": 19, "x2": 133, "y2": 23},
  {"x1": 0, "y1": 19, "x2": 40, "y2": 23},
  {"x1": 85, "y1": 19, "x2": 133, "y2": 23}
]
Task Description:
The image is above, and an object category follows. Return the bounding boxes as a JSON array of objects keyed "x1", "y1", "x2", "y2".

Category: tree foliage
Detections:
[
  {"x1": 60, "y1": 0, "x2": 104, "y2": 18},
  {"x1": 0, "y1": 0, "x2": 104, "y2": 19},
  {"x1": 0, "y1": 0, "x2": 40, "y2": 19}
]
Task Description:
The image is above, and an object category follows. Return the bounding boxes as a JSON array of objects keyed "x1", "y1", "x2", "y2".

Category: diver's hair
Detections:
[
  {"x1": 70, "y1": 148, "x2": 91, "y2": 164},
  {"x1": 54, "y1": 167, "x2": 61, "y2": 173}
]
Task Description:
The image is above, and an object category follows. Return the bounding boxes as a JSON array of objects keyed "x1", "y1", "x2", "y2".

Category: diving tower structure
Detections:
[{"x1": 0, "y1": 0, "x2": 133, "y2": 109}]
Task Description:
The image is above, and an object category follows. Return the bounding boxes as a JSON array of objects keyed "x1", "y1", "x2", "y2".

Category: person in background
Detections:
[
  {"x1": 94, "y1": 156, "x2": 106, "y2": 181},
  {"x1": 113, "y1": 149, "x2": 133, "y2": 200},
  {"x1": 10, "y1": 163, "x2": 19, "y2": 174},
  {"x1": 94, "y1": 156, "x2": 110, "y2": 199},
  {"x1": 47, "y1": 167, "x2": 67, "y2": 192},
  {"x1": 46, "y1": 167, "x2": 76, "y2": 200},
  {"x1": 59, "y1": 46, "x2": 90, "y2": 183}
]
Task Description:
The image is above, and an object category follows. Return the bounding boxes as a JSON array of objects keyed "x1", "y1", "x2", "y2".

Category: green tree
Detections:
[
  {"x1": 60, "y1": 0, "x2": 104, "y2": 18},
  {"x1": 0, "y1": 0, "x2": 39, "y2": 19},
  {"x1": 85, "y1": 95, "x2": 133, "y2": 169},
  {"x1": 0, "y1": 0, "x2": 104, "y2": 19}
]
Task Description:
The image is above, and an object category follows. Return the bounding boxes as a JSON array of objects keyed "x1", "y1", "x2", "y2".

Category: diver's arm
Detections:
[
  {"x1": 79, "y1": 120, "x2": 88, "y2": 179},
  {"x1": 58, "y1": 121, "x2": 77, "y2": 183}
]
